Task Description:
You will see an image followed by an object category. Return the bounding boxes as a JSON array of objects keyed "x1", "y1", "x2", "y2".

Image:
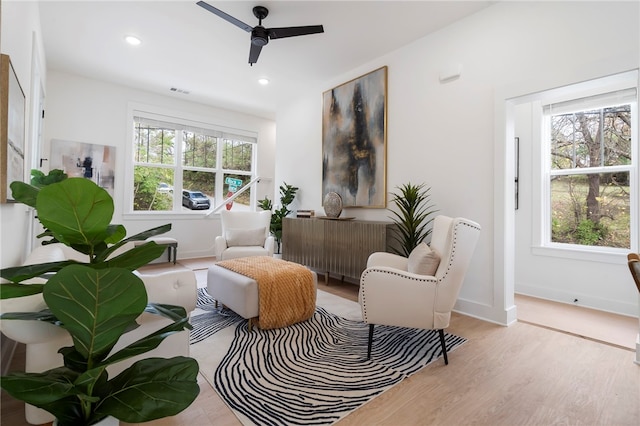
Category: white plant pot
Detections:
[{"x1": 54, "y1": 416, "x2": 118, "y2": 426}]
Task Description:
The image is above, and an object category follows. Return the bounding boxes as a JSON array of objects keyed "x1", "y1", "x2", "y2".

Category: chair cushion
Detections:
[
  {"x1": 226, "y1": 227, "x2": 267, "y2": 247},
  {"x1": 407, "y1": 243, "x2": 440, "y2": 275}
]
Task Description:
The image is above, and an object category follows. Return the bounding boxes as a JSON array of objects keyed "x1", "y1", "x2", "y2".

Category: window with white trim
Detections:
[
  {"x1": 131, "y1": 113, "x2": 257, "y2": 213},
  {"x1": 542, "y1": 86, "x2": 637, "y2": 250}
]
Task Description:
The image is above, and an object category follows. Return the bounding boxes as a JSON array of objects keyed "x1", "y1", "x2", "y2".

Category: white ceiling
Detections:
[{"x1": 38, "y1": 0, "x2": 493, "y2": 119}]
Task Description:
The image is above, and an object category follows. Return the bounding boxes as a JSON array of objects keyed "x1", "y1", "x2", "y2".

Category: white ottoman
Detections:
[{"x1": 206, "y1": 263, "x2": 318, "y2": 331}]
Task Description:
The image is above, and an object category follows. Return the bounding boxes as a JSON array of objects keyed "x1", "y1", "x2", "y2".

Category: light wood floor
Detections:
[
  {"x1": 516, "y1": 293, "x2": 638, "y2": 350},
  {"x1": 2, "y1": 262, "x2": 639, "y2": 426}
]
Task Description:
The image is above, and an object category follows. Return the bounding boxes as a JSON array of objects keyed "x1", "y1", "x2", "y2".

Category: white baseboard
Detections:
[
  {"x1": 516, "y1": 284, "x2": 638, "y2": 317},
  {"x1": 454, "y1": 298, "x2": 516, "y2": 326}
]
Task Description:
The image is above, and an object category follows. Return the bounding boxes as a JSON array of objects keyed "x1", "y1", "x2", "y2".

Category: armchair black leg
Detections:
[
  {"x1": 438, "y1": 329, "x2": 449, "y2": 365},
  {"x1": 367, "y1": 324, "x2": 374, "y2": 360}
]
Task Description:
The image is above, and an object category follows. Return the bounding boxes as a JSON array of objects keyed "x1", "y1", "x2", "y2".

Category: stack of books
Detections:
[{"x1": 296, "y1": 210, "x2": 315, "y2": 218}]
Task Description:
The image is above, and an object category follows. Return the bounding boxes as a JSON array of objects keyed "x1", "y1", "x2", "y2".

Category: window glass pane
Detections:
[
  {"x1": 134, "y1": 122, "x2": 175, "y2": 165},
  {"x1": 224, "y1": 173, "x2": 251, "y2": 210},
  {"x1": 603, "y1": 106, "x2": 632, "y2": 166},
  {"x1": 550, "y1": 172, "x2": 630, "y2": 248},
  {"x1": 222, "y1": 139, "x2": 253, "y2": 171},
  {"x1": 182, "y1": 170, "x2": 214, "y2": 211},
  {"x1": 550, "y1": 105, "x2": 632, "y2": 169},
  {"x1": 133, "y1": 166, "x2": 174, "y2": 211},
  {"x1": 182, "y1": 131, "x2": 217, "y2": 168}
]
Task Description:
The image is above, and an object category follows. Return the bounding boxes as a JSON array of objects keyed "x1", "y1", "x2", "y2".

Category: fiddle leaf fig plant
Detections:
[
  {"x1": 0, "y1": 175, "x2": 199, "y2": 425},
  {"x1": 388, "y1": 182, "x2": 438, "y2": 257},
  {"x1": 258, "y1": 182, "x2": 299, "y2": 253}
]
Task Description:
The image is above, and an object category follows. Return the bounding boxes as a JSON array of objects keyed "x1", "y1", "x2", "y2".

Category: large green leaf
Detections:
[
  {"x1": 74, "y1": 226, "x2": 126, "y2": 257},
  {"x1": 144, "y1": 302, "x2": 190, "y2": 323},
  {"x1": 122, "y1": 223, "x2": 173, "y2": 243},
  {"x1": 37, "y1": 179, "x2": 114, "y2": 247},
  {"x1": 59, "y1": 346, "x2": 90, "y2": 373},
  {"x1": 103, "y1": 242, "x2": 167, "y2": 271},
  {"x1": 0, "y1": 260, "x2": 80, "y2": 284},
  {"x1": 0, "y1": 283, "x2": 45, "y2": 299},
  {"x1": 96, "y1": 224, "x2": 172, "y2": 262},
  {"x1": 0, "y1": 366, "x2": 80, "y2": 405},
  {"x1": 58, "y1": 304, "x2": 191, "y2": 370},
  {"x1": 10, "y1": 181, "x2": 39, "y2": 208},
  {"x1": 74, "y1": 366, "x2": 108, "y2": 403},
  {"x1": 102, "y1": 316, "x2": 191, "y2": 366},
  {"x1": 31, "y1": 168, "x2": 68, "y2": 188},
  {"x1": 1, "y1": 367, "x2": 85, "y2": 425},
  {"x1": 44, "y1": 265, "x2": 147, "y2": 363},
  {"x1": 103, "y1": 224, "x2": 127, "y2": 245},
  {"x1": 0, "y1": 308, "x2": 57, "y2": 323},
  {"x1": 96, "y1": 357, "x2": 199, "y2": 422},
  {"x1": 36, "y1": 396, "x2": 85, "y2": 426}
]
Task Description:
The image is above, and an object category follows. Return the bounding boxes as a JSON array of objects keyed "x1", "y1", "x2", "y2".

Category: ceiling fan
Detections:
[{"x1": 196, "y1": 1, "x2": 324, "y2": 65}]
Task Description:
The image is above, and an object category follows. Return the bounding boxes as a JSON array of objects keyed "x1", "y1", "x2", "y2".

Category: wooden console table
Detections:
[{"x1": 282, "y1": 217, "x2": 396, "y2": 282}]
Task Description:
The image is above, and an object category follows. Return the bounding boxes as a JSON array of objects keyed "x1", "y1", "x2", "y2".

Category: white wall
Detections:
[
  {"x1": 0, "y1": 1, "x2": 46, "y2": 268},
  {"x1": 275, "y1": 1, "x2": 640, "y2": 323},
  {"x1": 41, "y1": 71, "x2": 277, "y2": 259}
]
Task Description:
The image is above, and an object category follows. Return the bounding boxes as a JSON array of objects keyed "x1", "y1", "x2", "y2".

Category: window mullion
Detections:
[
  {"x1": 174, "y1": 130, "x2": 184, "y2": 211},
  {"x1": 215, "y1": 137, "x2": 224, "y2": 208},
  {"x1": 549, "y1": 164, "x2": 632, "y2": 176}
]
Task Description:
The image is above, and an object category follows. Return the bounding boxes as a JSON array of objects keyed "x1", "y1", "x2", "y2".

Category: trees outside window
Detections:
[
  {"x1": 546, "y1": 94, "x2": 636, "y2": 249},
  {"x1": 131, "y1": 115, "x2": 256, "y2": 212}
]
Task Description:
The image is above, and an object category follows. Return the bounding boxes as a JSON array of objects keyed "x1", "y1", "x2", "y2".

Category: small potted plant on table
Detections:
[{"x1": 258, "y1": 182, "x2": 299, "y2": 254}]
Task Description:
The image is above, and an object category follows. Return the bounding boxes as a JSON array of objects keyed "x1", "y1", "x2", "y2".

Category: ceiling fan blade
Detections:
[
  {"x1": 248, "y1": 43, "x2": 263, "y2": 65},
  {"x1": 268, "y1": 25, "x2": 324, "y2": 39},
  {"x1": 196, "y1": 1, "x2": 253, "y2": 32}
]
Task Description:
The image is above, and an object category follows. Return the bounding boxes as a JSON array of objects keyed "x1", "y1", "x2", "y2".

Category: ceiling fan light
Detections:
[
  {"x1": 258, "y1": 78, "x2": 270, "y2": 85},
  {"x1": 251, "y1": 35, "x2": 269, "y2": 47},
  {"x1": 125, "y1": 35, "x2": 142, "y2": 46}
]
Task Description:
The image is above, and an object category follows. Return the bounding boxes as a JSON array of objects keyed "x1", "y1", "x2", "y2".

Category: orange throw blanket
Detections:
[{"x1": 216, "y1": 256, "x2": 316, "y2": 329}]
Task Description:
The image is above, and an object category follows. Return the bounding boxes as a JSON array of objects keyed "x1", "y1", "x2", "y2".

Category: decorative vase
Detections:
[{"x1": 323, "y1": 192, "x2": 342, "y2": 218}]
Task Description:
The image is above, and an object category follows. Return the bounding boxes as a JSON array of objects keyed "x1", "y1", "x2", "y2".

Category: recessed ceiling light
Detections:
[
  {"x1": 125, "y1": 35, "x2": 142, "y2": 46},
  {"x1": 258, "y1": 78, "x2": 270, "y2": 85}
]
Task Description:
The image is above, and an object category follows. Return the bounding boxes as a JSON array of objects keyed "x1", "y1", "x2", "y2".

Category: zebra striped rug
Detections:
[
  {"x1": 189, "y1": 289, "x2": 466, "y2": 426},
  {"x1": 189, "y1": 288, "x2": 242, "y2": 344}
]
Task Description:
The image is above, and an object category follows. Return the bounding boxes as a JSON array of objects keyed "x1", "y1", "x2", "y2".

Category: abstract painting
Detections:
[
  {"x1": 322, "y1": 66, "x2": 387, "y2": 208},
  {"x1": 1, "y1": 54, "x2": 26, "y2": 203},
  {"x1": 51, "y1": 139, "x2": 116, "y2": 196}
]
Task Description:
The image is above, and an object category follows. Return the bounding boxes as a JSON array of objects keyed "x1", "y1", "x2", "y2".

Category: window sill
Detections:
[
  {"x1": 531, "y1": 245, "x2": 630, "y2": 265},
  {"x1": 123, "y1": 211, "x2": 218, "y2": 221}
]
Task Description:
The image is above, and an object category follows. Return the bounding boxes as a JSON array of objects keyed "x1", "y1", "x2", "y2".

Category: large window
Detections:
[
  {"x1": 131, "y1": 114, "x2": 257, "y2": 213},
  {"x1": 543, "y1": 88, "x2": 637, "y2": 250}
]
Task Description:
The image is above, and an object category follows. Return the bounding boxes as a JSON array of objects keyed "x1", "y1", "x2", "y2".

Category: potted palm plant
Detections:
[
  {"x1": 388, "y1": 182, "x2": 438, "y2": 256},
  {"x1": 258, "y1": 182, "x2": 299, "y2": 254},
  {"x1": 0, "y1": 173, "x2": 199, "y2": 426}
]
